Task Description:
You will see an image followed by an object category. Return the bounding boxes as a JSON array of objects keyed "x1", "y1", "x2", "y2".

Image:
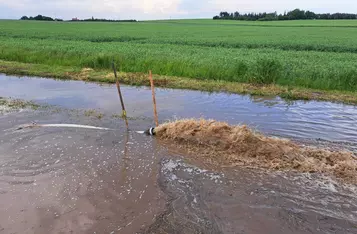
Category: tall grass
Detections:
[{"x1": 0, "y1": 20, "x2": 356, "y2": 92}]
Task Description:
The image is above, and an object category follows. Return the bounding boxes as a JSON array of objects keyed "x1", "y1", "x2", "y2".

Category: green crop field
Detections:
[{"x1": 0, "y1": 19, "x2": 357, "y2": 92}]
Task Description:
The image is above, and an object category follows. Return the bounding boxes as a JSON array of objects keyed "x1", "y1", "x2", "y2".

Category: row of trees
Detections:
[
  {"x1": 213, "y1": 9, "x2": 357, "y2": 21},
  {"x1": 73, "y1": 17, "x2": 136, "y2": 22},
  {"x1": 20, "y1": 15, "x2": 136, "y2": 22},
  {"x1": 20, "y1": 15, "x2": 63, "y2": 21}
]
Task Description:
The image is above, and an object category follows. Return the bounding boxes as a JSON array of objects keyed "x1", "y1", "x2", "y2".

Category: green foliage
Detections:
[
  {"x1": 0, "y1": 19, "x2": 357, "y2": 92},
  {"x1": 214, "y1": 9, "x2": 357, "y2": 21},
  {"x1": 252, "y1": 59, "x2": 282, "y2": 84},
  {"x1": 20, "y1": 15, "x2": 56, "y2": 21}
]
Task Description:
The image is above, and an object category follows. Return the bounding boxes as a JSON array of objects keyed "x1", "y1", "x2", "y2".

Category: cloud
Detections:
[
  {"x1": 140, "y1": 0, "x2": 181, "y2": 14},
  {"x1": 0, "y1": 0, "x2": 185, "y2": 19},
  {"x1": 211, "y1": 0, "x2": 356, "y2": 14},
  {"x1": 0, "y1": 0, "x2": 356, "y2": 20}
]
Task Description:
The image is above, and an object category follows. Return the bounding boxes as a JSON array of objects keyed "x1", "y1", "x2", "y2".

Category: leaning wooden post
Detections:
[
  {"x1": 112, "y1": 60, "x2": 129, "y2": 128},
  {"x1": 149, "y1": 70, "x2": 159, "y2": 127}
]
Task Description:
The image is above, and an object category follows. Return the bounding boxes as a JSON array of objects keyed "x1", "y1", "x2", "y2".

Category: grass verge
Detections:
[{"x1": 1, "y1": 60, "x2": 356, "y2": 105}]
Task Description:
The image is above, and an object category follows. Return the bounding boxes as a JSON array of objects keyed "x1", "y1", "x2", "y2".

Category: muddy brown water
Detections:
[{"x1": 1, "y1": 74, "x2": 357, "y2": 234}]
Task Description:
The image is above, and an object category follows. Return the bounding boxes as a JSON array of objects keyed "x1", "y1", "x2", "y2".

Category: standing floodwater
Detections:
[
  {"x1": 1, "y1": 74, "x2": 357, "y2": 143},
  {"x1": 1, "y1": 74, "x2": 357, "y2": 233}
]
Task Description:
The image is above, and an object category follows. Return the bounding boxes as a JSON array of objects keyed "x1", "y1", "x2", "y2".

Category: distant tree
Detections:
[
  {"x1": 319, "y1": 13, "x2": 330, "y2": 20},
  {"x1": 213, "y1": 9, "x2": 357, "y2": 21},
  {"x1": 219, "y1": 12, "x2": 230, "y2": 19},
  {"x1": 305, "y1": 11, "x2": 317, "y2": 19},
  {"x1": 76, "y1": 17, "x2": 137, "y2": 22},
  {"x1": 287, "y1": 9, "x2": 306, "y2": 20},
  {"x1": 21, "y1": 14, "x2": 54, "y2": 21},
  {"x1": 234, "y1": 11, "x2": 239, "y2": 19}
]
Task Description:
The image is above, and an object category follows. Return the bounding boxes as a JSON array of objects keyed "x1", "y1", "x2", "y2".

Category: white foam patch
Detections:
[
  {"x1": 163, "y1": 160, "x2": 180, "y2": 172},
  {"x1": 36, "y1": 124, "x2": 111, "y2": 131},
  {"x1": 162, "y1": 159, "x2": 224, "y2": 183}
]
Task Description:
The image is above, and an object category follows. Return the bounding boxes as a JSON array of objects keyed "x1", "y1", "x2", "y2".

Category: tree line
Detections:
[
  {"x1": 20, "y1": 15, "x2": 63, "y2": 21},
  {"x1": 72, "y1": 17, "x2": 136, "y2": 22},
  {"x1": 213, "y1": 9, "x2": 357, "y2": 21},
  {"x1": 20, "y1": 15, "x2": 136, "y2": 22}
]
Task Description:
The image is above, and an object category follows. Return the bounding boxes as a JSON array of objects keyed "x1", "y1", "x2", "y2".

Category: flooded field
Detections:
[
  {"x1": 1, "y1": 75, "x2": 357, "y2": 144},
  {"x1": 1, "y1": 74, "x2": 357, "y2": 233}
]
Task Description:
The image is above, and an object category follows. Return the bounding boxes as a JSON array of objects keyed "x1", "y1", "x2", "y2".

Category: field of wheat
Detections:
[{"x1": 0, "y1": 19, "x2": 357, "y2": 91}]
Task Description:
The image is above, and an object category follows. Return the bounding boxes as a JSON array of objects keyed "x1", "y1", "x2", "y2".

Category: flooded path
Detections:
[
  {"x1": 0, "y1": 75, "x2": 356, "y2": 144},
  {"x1": 0, "y1": 74, "x2": 357, "y2": 233}
]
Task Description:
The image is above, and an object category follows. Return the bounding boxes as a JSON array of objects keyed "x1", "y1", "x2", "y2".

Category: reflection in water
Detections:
[
  {"x1": 0, "y1": 74, "x2": 356, "y2": 143},
  {"x1": 0, "y1": 110, "x2": 167, "y2": 233},
  {"x1": 120, "y1": 131, "x2": 129, "y2": 198},
  {"x1": 0, "y1": 83, "x2": 356, "y2": 233}
]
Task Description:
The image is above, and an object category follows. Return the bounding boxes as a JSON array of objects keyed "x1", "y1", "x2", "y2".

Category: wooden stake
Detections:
[
  {"x1": 112, "y1": 61, "x2": 129, "y2": 128},
  {"x1": 149, "y1": 70, "x2": 159, "y2": 127}
]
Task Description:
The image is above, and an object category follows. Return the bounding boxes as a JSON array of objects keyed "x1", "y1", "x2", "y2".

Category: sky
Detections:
[{"x1": 0, "y1": 0, "x2": 356, "y2": 20}]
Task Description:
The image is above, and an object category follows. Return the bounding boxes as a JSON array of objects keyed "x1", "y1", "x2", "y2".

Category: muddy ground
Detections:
[{"x1": 0, "y1": 105, "x2": 357, "y2": 234}]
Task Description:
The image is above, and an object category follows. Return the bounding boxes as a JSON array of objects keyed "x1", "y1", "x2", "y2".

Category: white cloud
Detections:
[
  {"x1": 0, "y1": 0, "x2": 356, "y2": 20},
  {"x1": 0, "y1": 0, "x2": 185, "y2": 19},
  {"x1": 140, "y1": 0, "x2": 181, "y2": 14},
  {"x1": 211, "y1": 0, "x2": 356, "y2": 14}
]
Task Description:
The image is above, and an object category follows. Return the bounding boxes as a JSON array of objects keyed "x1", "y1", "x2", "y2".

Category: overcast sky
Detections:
[{"x1": 0, "y1": 0, "x2": 356, "y2": 20}]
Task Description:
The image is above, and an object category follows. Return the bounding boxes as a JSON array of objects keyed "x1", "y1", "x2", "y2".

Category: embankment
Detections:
[{"x1": 1, "y1": 60, "x2": 357, "y2": 104}]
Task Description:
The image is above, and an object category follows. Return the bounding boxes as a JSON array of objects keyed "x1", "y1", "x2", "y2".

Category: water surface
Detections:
[
  {"x1": 1, "y1": 74, "x2": 357, "y2": 233},
  {"x1": 1, "y1": 74, "x2": 356, "y2": 143}
]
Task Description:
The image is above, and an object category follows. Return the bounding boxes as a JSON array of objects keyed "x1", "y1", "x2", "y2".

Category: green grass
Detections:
[
  {"x1": 0, "y1": 19, "x2": 357, "y2": 93},
  {"x1": 1, "y1": 60, "x2": 357, "y2": 105}
]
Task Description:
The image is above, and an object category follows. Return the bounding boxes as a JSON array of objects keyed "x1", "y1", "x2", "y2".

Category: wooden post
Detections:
[
  {"x1": 112, "y1": 61, "x2": 129, "y2": 128},
  {"x1": 149, "y1": 70, "x2": 159, "y2": 127}
]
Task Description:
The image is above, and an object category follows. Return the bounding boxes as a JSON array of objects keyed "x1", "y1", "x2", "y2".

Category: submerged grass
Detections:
[
  {"x1": 156, "y1": 119, "x2": 357, "y2": 184},
  {"x1": 84, "y1": 109, "x2": 104, "y2": 119},
  {"x1": 1, "y1": 60, "x2": 357, "y2": 104},
  {"x1": 0, "y1": 97, "x2": 40, "y2": 113}
]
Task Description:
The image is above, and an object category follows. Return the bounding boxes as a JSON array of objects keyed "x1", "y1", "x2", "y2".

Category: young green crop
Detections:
[{"x1": 0, "y1": 19, "x2": 356, "y2": 92}]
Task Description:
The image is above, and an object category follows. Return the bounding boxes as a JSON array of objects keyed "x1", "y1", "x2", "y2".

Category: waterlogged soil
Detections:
[{"x1": 1, "y1": 75, "x2": 357, "y2": 233}]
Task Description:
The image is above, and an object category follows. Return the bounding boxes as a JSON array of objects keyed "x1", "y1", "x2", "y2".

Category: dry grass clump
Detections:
[{"x1": 156, "y1": 119, "x2": 357, "y2": 183}]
